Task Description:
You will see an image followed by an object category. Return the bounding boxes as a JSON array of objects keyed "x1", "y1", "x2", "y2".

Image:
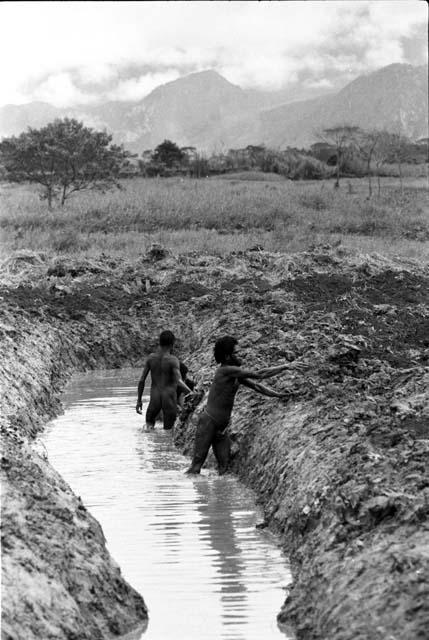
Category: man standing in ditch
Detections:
[
  {"x1": 136, "y1": 330, "x2": 192, "y2": 430},
  {"x1": 186, "y1": 335, "x2": 295, "y2": 475}
]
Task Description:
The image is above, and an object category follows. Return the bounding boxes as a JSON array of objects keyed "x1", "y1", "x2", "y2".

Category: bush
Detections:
[{"x1": 290, "y1": 157, "x2": 329, "y2": 180}]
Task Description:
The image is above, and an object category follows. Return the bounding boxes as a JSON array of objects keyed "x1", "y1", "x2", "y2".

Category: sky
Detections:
[{"x1": 1, "y1": 0, "x2": 427, "y2": 107}]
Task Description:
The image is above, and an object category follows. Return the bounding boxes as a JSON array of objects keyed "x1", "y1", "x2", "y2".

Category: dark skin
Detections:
[
  {"x1": 203, "y1": 345, "x2": 292, "y2": 428},
  {"x1": 136, "y1": 345, "x2": 192, "y2": 430},
  {"x1": 186, "y1": 344, "x2": 297, "y2": 474}
]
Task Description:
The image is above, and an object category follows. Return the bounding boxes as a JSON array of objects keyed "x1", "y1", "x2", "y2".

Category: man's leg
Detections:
[
  {"x1": 161, "y1": 395, "x2": 178, "y2": 430},
  {"x1": 212, "y1": 429, "x2": 231, "y2": 475},
  {"x1": 186, "y1": 413, "x2": 216, "y2": 474},
  {"x1": 145, "y1": 397, "x2": 161, "y2": 430},
  {"x1": 163, "y1": 409, "x2": 177, "y2": 430}
]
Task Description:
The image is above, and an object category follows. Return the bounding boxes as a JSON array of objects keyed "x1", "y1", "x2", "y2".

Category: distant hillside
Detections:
[
  {"x1": 0, "y1": 102, "x2": 63, "y2": 136},
  {"x1": 260, "y1": 64, "x2": 429, "y2": 148},
  {"x1": 125, "y1": 70, "x2": 262, "y2": 150},
  {"x1": 0, "y1": 64, "x2": 427, "y2": 152}
]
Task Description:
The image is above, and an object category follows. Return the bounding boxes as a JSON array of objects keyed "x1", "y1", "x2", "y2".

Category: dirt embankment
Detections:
[
  {"x1": 1, "y1": 246, "x2": 428, "y2": 640},
  {"x1": 1, "y1": 258, "x2": 155, "y2": 639}
]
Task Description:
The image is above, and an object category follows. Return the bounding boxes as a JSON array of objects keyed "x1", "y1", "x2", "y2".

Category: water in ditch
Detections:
[{"x1": 40, "y1": 368, "x2": 294, "y2": 640}]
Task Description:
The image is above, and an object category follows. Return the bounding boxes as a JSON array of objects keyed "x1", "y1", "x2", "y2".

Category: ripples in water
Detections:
[{"x1": 40, "y1": 369, "x2": 293, "y2": 639}]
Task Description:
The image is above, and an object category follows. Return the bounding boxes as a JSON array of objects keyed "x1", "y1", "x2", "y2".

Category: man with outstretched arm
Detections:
[
  {"x1": 136, "y1": 330, "x2": 192, "y2": 430},
  {"x1": 186, "y1": 335, "x2": 295, "y2": 475}
]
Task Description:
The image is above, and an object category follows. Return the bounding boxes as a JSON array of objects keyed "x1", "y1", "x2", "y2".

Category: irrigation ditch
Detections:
[{"x1": 1, "y1": 245, "x2": 428, "y2": 640}]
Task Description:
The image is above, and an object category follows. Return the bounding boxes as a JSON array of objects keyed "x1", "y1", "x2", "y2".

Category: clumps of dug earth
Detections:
[{"x1": 1, "y1": 244, "x2": 428, "y2": 640}]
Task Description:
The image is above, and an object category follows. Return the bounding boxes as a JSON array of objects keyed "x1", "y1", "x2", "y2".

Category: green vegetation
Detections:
[
  {"x1": 315, "y1": 126, "x2": 428, "y2": 196},
  {"x1": 140, "y1": 131, "x2": 427, "y2": 185},
  {"x1": 0, "y1": 119, "x2": 131, "y2": 208},
  {"x1": 140, "y1": 140, "x2": 333, "y2": 180},
  {"x1": 1, "y1": 175, "x2": 427, "y2": 260}
]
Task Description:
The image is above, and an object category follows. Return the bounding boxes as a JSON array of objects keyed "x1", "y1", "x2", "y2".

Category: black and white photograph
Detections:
[{"x1": 1, "y1": 1, "x2": 428, "y2": 639}]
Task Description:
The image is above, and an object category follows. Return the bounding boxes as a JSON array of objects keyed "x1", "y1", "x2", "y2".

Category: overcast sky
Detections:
[{"x1": 1, "y1": 0, "x2": 427, "y2": 107}]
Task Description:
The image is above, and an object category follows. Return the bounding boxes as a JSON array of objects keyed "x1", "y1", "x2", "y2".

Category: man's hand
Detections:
[
  {"x1": 256, "y1": 363, "x2": 292, "y2": 379},
  {"x1": 136, "y1": 401, "x2": 142, "y2": 414},
  {"x1": 290, "y1": 360, "x2": 306, "y2": 372}
]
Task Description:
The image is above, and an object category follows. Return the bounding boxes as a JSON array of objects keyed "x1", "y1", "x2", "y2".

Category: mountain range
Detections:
[{"x1": 0, "y1": 64, "x2": 427, "y2": 153}]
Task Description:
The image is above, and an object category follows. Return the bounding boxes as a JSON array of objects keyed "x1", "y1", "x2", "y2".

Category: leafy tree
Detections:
[
  {"x1": 226, "y1": 148, "x2": 250, "y2": 171},
  {"x1": 0, "y1": 118, "x2": 131, "y2": 207},
  {"x1": 245, "y1": 145, "x2": 266, "y2": 168},
  {"x1": 152, "y1": 140, "x2": 185, "y2": 168},
  {"x1": 317, "y1": 125, "x2": 361, "y2": 188}
]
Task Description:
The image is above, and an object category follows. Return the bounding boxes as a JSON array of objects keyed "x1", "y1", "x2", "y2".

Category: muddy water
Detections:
[{"x1": 40, "y1": 368, "x2": 293, "y2": 640}]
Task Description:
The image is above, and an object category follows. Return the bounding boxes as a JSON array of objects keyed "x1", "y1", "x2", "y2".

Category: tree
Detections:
[
  {"x1": 317, "y1": 125, "x2": 360, "y2": 188},
  {"x1": 310, "y1": 142, "x2": 337, "y2": 164},
  {"x1": 372, "y1": 130, "x2": 395, "y2": 196},
  {"x1": 180, "y1": 146, "x2": 198, "y2": 176},
  {"x1": 186, "y1": 152, "x2": 209, "y2": 178},
  {"x1": 388, "y1": 132, "x2": 410, "y2": 195},
  {"x1": 152, "y1": 140, "x2": 185, "y2": 169},
  {"x1": 0, "y1": 118, "x2": 131, "y2": 207},
  {"x1": 369, "y1": 130, "x2": 412, "y2": 195},
  {"x1": 354, "y1": 128, "x2": 381, "y2": 197},
  {"x1": 139, "y1": 149, "x2": 154, "y2": 177},
  {"x1": 245, "y1": 145, "x2": 266, "y2": 168}
]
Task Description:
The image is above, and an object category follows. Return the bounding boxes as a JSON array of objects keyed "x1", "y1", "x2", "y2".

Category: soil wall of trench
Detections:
[{"x1": 1, "y1": 246, "x2": 428, "y2": 640}]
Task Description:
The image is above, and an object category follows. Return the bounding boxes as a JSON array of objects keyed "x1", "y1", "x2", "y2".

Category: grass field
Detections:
[{"x1": 1, "y1": 174, "x2": 428, "y2": 260}]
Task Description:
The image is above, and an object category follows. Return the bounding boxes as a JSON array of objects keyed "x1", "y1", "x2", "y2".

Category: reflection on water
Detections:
[{"x1": 40, "y1": 368, "x2": 293, "y2": 640}]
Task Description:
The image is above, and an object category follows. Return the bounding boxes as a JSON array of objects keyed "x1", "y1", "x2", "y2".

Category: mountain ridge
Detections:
[{"x1": 0, "y1": 64, "x2": 427, "y2": 152}]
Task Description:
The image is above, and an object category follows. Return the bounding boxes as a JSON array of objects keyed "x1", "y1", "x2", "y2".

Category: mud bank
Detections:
[
  {"x1": 1, "y1": 267, "x2": 154, "y2": 639},
  {"x1": 1, "y1": 246, "x2": 428, "y2": 639}
]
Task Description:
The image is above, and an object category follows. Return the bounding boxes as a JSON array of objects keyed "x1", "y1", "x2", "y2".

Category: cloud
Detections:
[
  {"x1": 77, "y1": 64, "x2": 118, "y2": 86},
  {"x1": 107, "y1": 70, "x2": 182, "y2": 101},
  {"x1": 401, "y1": 22, "x2": 429, "y2": 65},
  {"x1": 0, "y1": 0, "x2": 427, "y2": 106},
  {"x1": 304, "y1": 78, "x2": 334, "y2": 90},
  {"x1": 32, "y1": 72, "x2": 97, "y2": 107}
]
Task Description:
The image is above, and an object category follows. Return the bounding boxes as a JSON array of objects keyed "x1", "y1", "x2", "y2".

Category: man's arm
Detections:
[
  {"x1": 222, "y1": 362, "x2": 299, "y2": 381},
  {"x1": 220, "y1": 365, "x2": 264, "y2": 380},
  {"x1": 173, "y1": 360, "x2": 193, "y2": 396},
  {"x1": 178, "y1": 378, "x2": 193, "y2": 395},
  {"x1": 136, "y1": 361, "x2": 150, "y2": 413},
  {"x1": 240, "y1": 377, "x2": 290, "y2": 398},
  {"x1": 255, "y1": 363, "x2": 292, "y2": 379}
]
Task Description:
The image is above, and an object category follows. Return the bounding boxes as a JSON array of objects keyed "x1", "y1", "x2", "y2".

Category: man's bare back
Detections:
[
  {"x1": 136, "y1": 331, "x2": 191, "y2": 430},
  {"x1": 148, "y1": 351, "x2": 180, "y2": 393}
]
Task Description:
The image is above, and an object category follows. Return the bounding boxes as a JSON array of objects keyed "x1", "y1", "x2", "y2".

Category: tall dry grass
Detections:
[{"x1": 0, "y1": 175, "x2": 428, "y2": 260}]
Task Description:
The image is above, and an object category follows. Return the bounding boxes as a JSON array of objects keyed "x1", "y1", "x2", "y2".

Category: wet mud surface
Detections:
[{"x1": 1, "y1": 245, "x2": 429, "y2": 639}]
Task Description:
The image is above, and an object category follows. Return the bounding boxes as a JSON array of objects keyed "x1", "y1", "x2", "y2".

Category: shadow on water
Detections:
[
  {"x1": 192, "y1": 479, "x2": 248, "y2": 624},
  {"x1": 40, "y1": 368, "x2": 294, "y2": 640}
]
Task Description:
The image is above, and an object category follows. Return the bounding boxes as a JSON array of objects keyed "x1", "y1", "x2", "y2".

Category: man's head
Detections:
[
  {"x1": 214, "y1": 336, "x2": 241, "y2": 365},
  {"x1": 159, "y1": 330, "x2": 175, "y2": 348}
]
